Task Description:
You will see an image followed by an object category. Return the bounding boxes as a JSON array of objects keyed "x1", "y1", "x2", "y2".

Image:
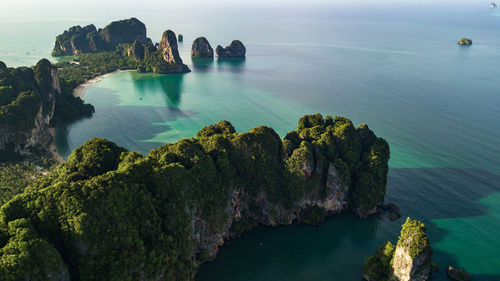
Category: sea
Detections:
[{"x1": 1, "y1": 1, "x2": 499, "y2": 280}]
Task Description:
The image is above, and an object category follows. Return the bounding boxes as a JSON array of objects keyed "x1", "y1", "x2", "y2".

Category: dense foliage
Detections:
[
  {"x1": 363, "y1": 241, "x2": 395, "y2": 281},
  {"x1": 397, "y1": 218, "x2": 432, "y2": 258},
  {"x1": 0, "y1": 114, "x2": 390, "y2": 280}
]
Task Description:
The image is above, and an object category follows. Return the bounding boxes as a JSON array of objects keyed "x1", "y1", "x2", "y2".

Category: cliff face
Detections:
[
  {"x1": 0, "y1": 114, "x2": 389, "y2": 281},
  {"x1": 52, "y1": 18, "x2": 151, "y2": 56},
  {"x1": 191, "y1": 37, "x2": 214, "y2": 58},
  {"x1": 158, "y1": 30, "x2": 190, "y2": 73},
  {"x1": 0, "y1": 59, "x2": 60, "y2": 160}
]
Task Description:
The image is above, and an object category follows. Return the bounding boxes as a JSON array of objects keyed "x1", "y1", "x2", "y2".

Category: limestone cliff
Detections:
[
  {"x1": 390, "y1": 218, "x2": 433, "y2": 281},
  {"x1": 158, "y1": 30, "x2": 190, "y2": 73},
  {"x1": 191, "y1": 37, "x2": 214, "y2": 58},
  {"x1": 0, "y1": 59, "x2": 60, "y2": 160},
  {"x1": 216, "y1": 40, "x2": 246, "y2": 58}
]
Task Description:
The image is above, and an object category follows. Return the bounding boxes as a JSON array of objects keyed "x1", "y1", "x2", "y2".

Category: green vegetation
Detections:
[
  {"x1": 397, "y1": 217, "x2": 432, "y2": 258},
  {"x1": 0, "y1": 157, "x2": 55, "y2": 228},
  {"x1": 0, "y1": 114, "x2": 390, "y2": 280},
  {"x1": 458, "y1": 38, "x2": 473, "y2": 46},
  {"x1": 363, "y1": 241, "x2": 395, "y2": 281}
]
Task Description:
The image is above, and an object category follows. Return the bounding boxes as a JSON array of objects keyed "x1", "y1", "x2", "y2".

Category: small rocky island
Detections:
[
  {"x1": 191, "y1": 37, "x2": 214, "y2": 58},
  {"x1": 491, "y1": 2, "x2": 497, "y2": 9},
  {"x1": 216, "y1": 40, "x2": 246, "y2": 58},
  {"x1": 458, "y1": 38, "x2": 473, "y2": 46},
  {"x1": 363, "y1": 218, "x2": 433, "y2": 281},
  {"x1": 447, "y1": 266, "x2": 472, "y2": 281},
  {"x1": 178, "y1": 34, "x2": 183, "y2": 42}
]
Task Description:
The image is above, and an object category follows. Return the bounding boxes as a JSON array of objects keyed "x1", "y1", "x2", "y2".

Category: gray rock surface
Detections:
[{"x1": 216, "y1": 40, "x2": 246, "y2": 58}]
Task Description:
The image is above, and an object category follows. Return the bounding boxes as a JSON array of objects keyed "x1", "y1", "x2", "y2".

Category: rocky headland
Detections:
[
  {"x1": 0, "y1": 113, "x2": 390, "y2": 280},
  {"x1": 216, "y1": 40, "x2": 246, "y2": 58}
]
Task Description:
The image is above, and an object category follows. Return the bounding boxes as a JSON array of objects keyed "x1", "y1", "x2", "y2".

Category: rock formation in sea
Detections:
[
  {"x1": 363, "y1": 218, "x2": 433, "y2": 281},
  {"x1": 0, "y1": 59, "x2": 60, "y2": 160},
  {"x1": 458, "y1": 38, "x2": 473, "y2": 46},
  {"x1": 178, "y1": 34, "x2": 184, "y2": 42},
  {"x1": 216, "y1": 40, "x2": 246, "y2": 58},
  {"x1": 158, "y1": 30, "x2": 190, "y2": 73},
  {"x1": 52, "y1": 18, "x2": 151, "y2": 56},
  {"x1": 0, "y1": 114, "x2": 390, "y2": 280},
  {"x1": 191, "y1": 37, "x2": 214, "y2": 58},
  {"x1": 447, "y1": 266, "x2": 472, "y2": 281}
]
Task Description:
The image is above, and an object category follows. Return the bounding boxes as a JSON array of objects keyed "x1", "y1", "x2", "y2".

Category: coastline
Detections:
[
  {"x1": 73, "y1": 69, "x2": 132, "y2": 98},
  {"x1": 49, "y1": 69, "x2": 132, "y2": 163}
]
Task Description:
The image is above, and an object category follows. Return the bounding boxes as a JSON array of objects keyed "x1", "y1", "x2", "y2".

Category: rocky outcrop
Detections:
[
  {"x1": 191, "y1": 37, "x2": 214, "y2": 58},
  {"x1": 127, "y1": 40, "x2": 145, "y2": 61},
  {"x1": 447, "y1": 266, "x2": 472, "y2": 281},
  {"x1": 178, "y1": 34, "x2": 184, "y2": 42},
  {"x1": 390, "y1": 218, "x2": 433, "y2": 281},
  {"x1": 0, "y1": 59, "x2": 60, "y2": 160},
  {"x1": 216, "y1": 40, "x2": 246, "y2": 58},
  {"x1": 52, "y1": 18, "x2": 151, "y2": 56},
  {"x1": 363, "y1": 218, "x2": 433, "y2": 281},
  {"x1": 158, "y1": 30, "x2": 190, "y2": 73}
]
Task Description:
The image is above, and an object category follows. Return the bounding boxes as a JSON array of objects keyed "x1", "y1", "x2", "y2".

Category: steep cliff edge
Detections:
[
  {"x1": 157, "y1": 30, "x2": 190, "y2": 73},
  {"x1": 0, "y1": 114, "x2": 389, "y2": 280},
  {"x1": 363, "y1": 218, "x2": 433, "y2": 281},
  {"x1": 0, "y1": 59, "x2": 60, "y2": 160}
]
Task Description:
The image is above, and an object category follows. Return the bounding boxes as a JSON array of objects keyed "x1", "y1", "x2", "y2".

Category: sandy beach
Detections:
[{"x1": 73, "y1": 70, "x2": 132, "y2": 98}]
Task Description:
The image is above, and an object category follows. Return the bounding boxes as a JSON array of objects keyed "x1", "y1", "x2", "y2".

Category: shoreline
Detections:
[
  {"x1": 48, "y1": 69, "x2": 133, "y2": 163},
  {"x1": 48, "y1": 127, "x2": 64, "y2": 164},
  {"x1": 73, "y1": 69, "x2": 132, "y2": 98}
]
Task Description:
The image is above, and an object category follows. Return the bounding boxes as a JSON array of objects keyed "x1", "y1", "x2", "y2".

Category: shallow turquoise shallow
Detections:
[{"x1": 2, "y1": 2, "x2": 500, "y2": 280}]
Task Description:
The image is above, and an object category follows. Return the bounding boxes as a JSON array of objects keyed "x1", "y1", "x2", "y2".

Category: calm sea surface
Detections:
[{"x1": 1, "y1": 2, "x2": 499, "y2": 280}]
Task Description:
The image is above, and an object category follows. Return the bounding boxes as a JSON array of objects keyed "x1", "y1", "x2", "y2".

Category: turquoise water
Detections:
[{"x1": 2, "y1": 2, "x2": 500, "y2": 280}]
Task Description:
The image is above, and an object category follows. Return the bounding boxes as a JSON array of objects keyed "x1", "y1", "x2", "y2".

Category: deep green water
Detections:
[{"x1": 2, "y1": 2, "x2": 500, "y2": 280}]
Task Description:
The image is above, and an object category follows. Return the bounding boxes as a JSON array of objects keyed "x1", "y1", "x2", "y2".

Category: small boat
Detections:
[{"x1": 491, "y1": 2, "x2": 497, "y2": 8}]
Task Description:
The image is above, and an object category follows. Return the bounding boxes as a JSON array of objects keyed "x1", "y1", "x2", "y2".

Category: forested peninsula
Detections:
[{"x1": 0, "y1": 113, "x2": 390, "y2": 280}]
